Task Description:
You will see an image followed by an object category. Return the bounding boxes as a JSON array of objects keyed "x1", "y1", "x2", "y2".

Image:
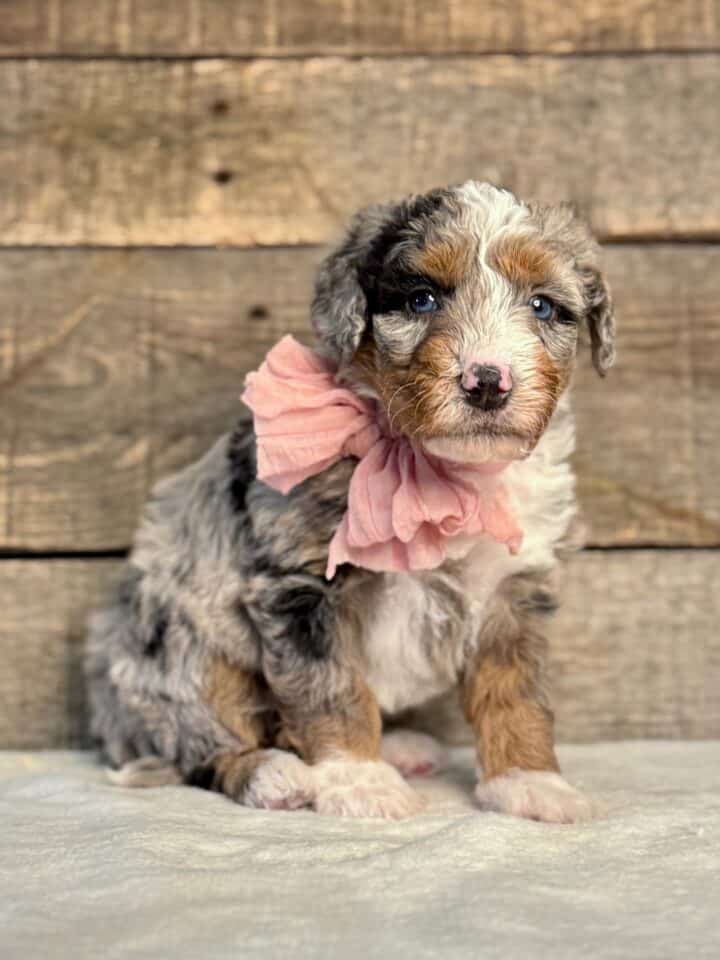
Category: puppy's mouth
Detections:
[
  {"x1": 418, "y1": 396, "x2": 537, "y2": 463},
  {"x1": 422, "y1": 431, "x2": 535, "y2": 464}
]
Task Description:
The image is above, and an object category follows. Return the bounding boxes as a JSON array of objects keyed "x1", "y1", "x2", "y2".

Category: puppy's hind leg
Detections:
[{"x1": 186, "y1": 653, "x2": 314, "y2": 811}]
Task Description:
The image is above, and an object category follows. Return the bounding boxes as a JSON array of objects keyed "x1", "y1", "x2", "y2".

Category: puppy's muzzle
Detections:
[{"x1": 460, "y1": 362, "x2": 512, "y2": 411}]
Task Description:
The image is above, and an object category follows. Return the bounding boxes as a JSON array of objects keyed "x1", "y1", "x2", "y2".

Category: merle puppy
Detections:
[{"x1": 86, "y1": 181, "x2": 615, "y2": 822}]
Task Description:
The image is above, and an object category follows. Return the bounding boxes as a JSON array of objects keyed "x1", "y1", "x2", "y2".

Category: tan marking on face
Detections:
[
  {"x1": 508, "y1": 344, "x2": 564, "y2": 447},
  {"x1": 412, "y1": 237, "x2": 475, "y2": 289},
  {"x1": 402, "y1": 333, "x2": 462, "y2": 436},
  {"x1": 352, "y1": 331, "x2": 460, "y2": 439},
  {"x1": 490, "y1": 236, "x2": 555, "y2": 289},
  {"x1": 281, "y1": 672, "x2": 382, "y2": 764},
  {"x1": 532, "y1": 342, "x2": 563, "y2": 400},
  {"x1": 203, "y1": 655, "x2": 270, "y2": 748},
  {"x1": 351, "y1": 338, "x2": 382, "y2": 392}
]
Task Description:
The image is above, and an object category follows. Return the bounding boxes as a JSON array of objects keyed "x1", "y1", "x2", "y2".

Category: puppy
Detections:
[{"x1": 86, "y1": 181, "x2": 615, "y2": 822}]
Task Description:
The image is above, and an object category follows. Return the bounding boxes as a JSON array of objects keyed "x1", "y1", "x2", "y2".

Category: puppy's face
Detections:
[{"x1": 312, "y1": 182, "x2": 615, "y2": 461}]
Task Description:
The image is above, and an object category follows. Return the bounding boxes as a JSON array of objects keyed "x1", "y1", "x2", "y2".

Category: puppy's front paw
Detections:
[
  {"x1": 313, "y1": 759, "x2": 425, "y2": 819},
  {"x1": 475, "y1": 769, "x2": 594, "y2": 824},
  {"x1": 243, "y1": 749, "x2": 315, "y2": 811},
  {"x1": 381, "y1": 730, "x2": 449, "y2": 778}
]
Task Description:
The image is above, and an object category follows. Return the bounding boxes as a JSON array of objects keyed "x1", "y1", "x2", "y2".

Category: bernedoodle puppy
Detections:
[{"x1": 86, "y1": 181, "x2": 615, "y2": 822}]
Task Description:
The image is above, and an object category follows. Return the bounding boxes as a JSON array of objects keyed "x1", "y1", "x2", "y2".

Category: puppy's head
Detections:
[{"x1": 312, "y1": 181, "x2": 615, "y2": 461}]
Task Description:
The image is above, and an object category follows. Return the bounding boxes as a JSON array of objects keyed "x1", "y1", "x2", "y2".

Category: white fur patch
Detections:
[
  {"x1": 455, "y1": 181, "x2": 530, "y2": 250},
  {"x1": 381, "y1": 730, "x2": 449, "y2": 778},
  {"x1": 475, "y1": 769, "x2": 594, "y2": 823},
  {"x1": 363, "y1": 573, "x2": 464, "y2": 715},
  {"x1": 313, "y1": 758, "x2": 425, "y2": 819},
  {"x1": 243, "y1": 750, "x2": 315, "y2": 811},
  {"x1": 363, "y1": 400, "x2": 577, "y2": 718}
]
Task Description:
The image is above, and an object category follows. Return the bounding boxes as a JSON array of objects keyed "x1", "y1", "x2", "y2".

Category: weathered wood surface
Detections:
[
  {"x1": 0, "y1": 247, "x2": 314, "y2": 550},
  {"x1": 1, "y1": 1, "x2": 718, "y2": 55},
  {"x1": 553, "y1": 550, "x2": 720, "y2": 741},
  {"x1": 573, "y1": 245, "x2": 720, "y2": 548},
  {"x1": 1, "y1": 551, "x2": 717, "y2": 749},
  {"x1": 1, "y1": 56, "x2": 719, "y2": 245},
  {"x1": 0, "y1": 559, "x2": 118, "y2": 749},
  {"x1": 1, "y1": 245, "x2": 718, "y2": 552}
]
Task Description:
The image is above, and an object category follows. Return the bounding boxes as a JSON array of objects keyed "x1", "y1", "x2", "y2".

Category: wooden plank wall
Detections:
[{"x1": 1, "y1": 1, "x2": 718, "y2": 747}]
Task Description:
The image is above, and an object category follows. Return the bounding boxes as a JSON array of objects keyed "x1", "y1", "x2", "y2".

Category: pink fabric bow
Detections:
[{"x1": 242, "y1": 336, "x2": 523, "y2": 578}]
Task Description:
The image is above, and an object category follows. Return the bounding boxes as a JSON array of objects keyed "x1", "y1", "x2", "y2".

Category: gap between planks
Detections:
[
  {"x1": 0, "y1": 545, "x2": 717, "y2": 562},
  {"x1": 1, "y1": 238, "x2": 720, "y2": 253},
  {"x1": 1, "y1": 49, "x2": 720, "y2": 62}
]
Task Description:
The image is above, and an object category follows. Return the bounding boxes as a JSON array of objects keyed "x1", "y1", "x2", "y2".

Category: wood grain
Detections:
[
  {"x1": 2, "y1": 245, "x2": 719, "y2": 552},
  {"x1": 574, "y1": 245, "x2": 720, "y2": 547},
  {"x1": 552, "y1": 550, "x2": 720, "y2": 742},
  {"x1": 1, "y1": 1, "x2": 718, "y2": 55},
  {"x1": 0, "y1": 247, "x2": 315, "y2": 550},
  {"x1": 0, "y1": 559, "x2": 119, "y2": 749},
  {"x1": 1, "y1": 551, "x2": 717, "y2": 748},
  {"x1": 0, "y1": 56, "x2": 718, "y2": 245}
]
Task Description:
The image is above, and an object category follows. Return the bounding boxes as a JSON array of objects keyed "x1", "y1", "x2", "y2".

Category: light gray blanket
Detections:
[{"x1": 2, "y1": 743, "x2": 719, "y2": 959}]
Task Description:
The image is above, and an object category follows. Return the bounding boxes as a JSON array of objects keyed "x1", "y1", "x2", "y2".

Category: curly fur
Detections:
[{"x1": 86, "y1": 182, "x2": 615, "y2": 822}]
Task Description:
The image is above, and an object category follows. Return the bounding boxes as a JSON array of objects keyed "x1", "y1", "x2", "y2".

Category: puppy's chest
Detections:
[
  {"x1": 359, "y1": 542, "x2": 512, "y2": 716},
  {"x1": 358, "y1": 423, "x2": 576, "y2": 716}
]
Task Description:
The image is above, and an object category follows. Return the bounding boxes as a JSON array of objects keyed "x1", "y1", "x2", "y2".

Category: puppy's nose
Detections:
[{"x1": 461, "y1": 362, "x2": 512, "y2": 411}]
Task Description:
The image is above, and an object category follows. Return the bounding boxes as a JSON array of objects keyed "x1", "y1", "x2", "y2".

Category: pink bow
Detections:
[{"x1": 242, "y1": 336, "x2": 522, "y2": 578}]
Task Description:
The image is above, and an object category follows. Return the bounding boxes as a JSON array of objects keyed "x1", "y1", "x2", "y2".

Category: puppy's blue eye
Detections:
[
  {"x1": 408, "y1": 290, "x2": 439, "y2": 314},
  {"x1": 529, "y1": 295, "x2": 554, "y2": 321}
]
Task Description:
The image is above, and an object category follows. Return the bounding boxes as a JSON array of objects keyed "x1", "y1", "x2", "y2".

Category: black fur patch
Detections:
[
  {"x1": 360, "y1": 188, "x2": 452, "y2": 315},
  {"x1": 144, "y1": 605, "x2": 169, "y2": 658},
  {"x1": 227, "y1": 422, "x2": 257, "y2": 512},
  {"x1": 373, "y1": 269, "x2": 447, "y2": 317},
  {"x1": 185, "y1": 762, "x2": 217, "y2": 791},
  {"x1": 273, "y1": 583, "x2": 332, "y2": 661}
]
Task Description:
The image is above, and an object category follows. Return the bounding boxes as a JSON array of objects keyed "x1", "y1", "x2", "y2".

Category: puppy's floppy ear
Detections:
[
  {"x1": 528, "y1": 200, "x2": 616, "y2": 377},
  {"x1": 581, "y1": 263, "x2": 616, "y2": 377},
  {"x1": 311, "y1": 204, "x2": 391, "y2": 365}
]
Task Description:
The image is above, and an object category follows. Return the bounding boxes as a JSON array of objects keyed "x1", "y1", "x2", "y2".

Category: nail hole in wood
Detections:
[
  {"x1": 213, "y1": 169, "x2": 234, "y2": 185},
  {"x1": 211, "y1": 99, "x2": 230, "y2": 116},
  {"x1": 248, "y1": 305, "x2": 269, "y2": 321}
]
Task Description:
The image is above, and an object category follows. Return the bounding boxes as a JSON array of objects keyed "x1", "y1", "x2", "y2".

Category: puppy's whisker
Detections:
[
  {"x1": 386, "y1": 381, "x2": 417, "y2": 422},
  {"x1": 387, "y1": 378, "x2": 423, "y2": 434},
  {"x1": 391, "y1": 384, "x2": 436, "y2": 439},
  {"x1": 389, "y1": 397, "x2": 419, "y2": 434}
]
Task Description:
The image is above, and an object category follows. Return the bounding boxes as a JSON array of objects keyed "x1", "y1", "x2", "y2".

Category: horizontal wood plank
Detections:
[
  {"x1": 0, "y1": 56, "x2": 719, "y2": 245},
  {"x1": 0, "y1": 247, "x2": 315, "y2": 550},
  {"x1": 1, "y1": 551, "x2": 717, "y2": 748},
  {"x1": 410, "y1": 548, "x2": 720, "y2": 744},
  {"x1": 0, "y1": 559, "x2": 119, "y2": 749},
  {"x1": 1, "y1": 245, "x2": 719, "y2": 552},
  {"x1": 1, "y1": 1, "x2": 718, "y2": 55},
  {"x1": 552, "y1": 550, "x2": 720, "y2": 741},
  {"x1": 574, "y1": 245, "x2": 720, "y2": 547}
]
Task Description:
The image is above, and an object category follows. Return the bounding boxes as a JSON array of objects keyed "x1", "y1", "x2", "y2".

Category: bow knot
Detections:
[{"x1": 242, "y1": 336, "x2": 522, "y2": 578}]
